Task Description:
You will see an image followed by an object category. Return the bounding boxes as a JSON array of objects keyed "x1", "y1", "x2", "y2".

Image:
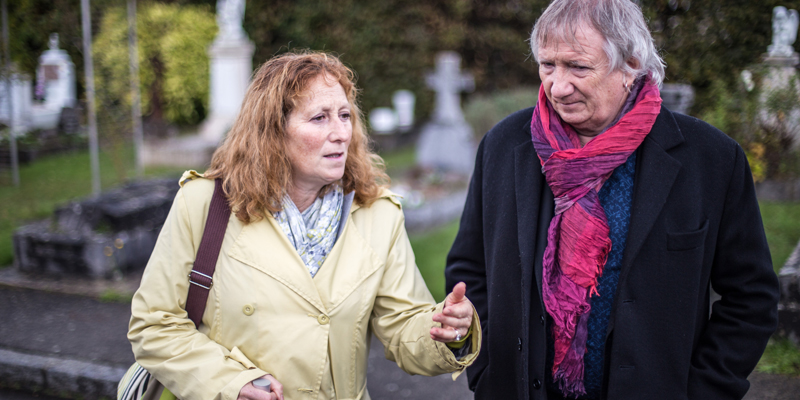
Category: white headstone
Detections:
[
  {"x1": 29, "y1": 33, "x2": 76, "y2": 130},
  {"x1": 369, "y1": 108, "x2": 398, "y2": 135},
  {"x1": 0, "y1": 71, "x2": 33, "y2": 134},
  {"x1": 769, "y1": 6, "x2": 799, "y2": 58},
  {"x1": 392, "y1": 90, "x2": 415, "y2": 132},
  {"x1": 36, "y1": 33, "x2": 76, "y2": 111},
  {"x1": 416, "y1": 52, "x2": 476, "y2": 175}
]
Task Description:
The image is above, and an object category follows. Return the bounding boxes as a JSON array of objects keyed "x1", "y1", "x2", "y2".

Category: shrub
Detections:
[{"x1": 92, "y1": 3, "x2": 217, "y2": 127}]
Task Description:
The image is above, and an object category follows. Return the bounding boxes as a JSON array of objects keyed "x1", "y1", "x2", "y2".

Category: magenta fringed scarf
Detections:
[{"x1": 530, "y1": 80, "x2": 662, "y2": 397}]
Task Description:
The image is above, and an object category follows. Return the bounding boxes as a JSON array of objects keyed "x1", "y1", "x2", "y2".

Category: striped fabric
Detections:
[
  {"x1": 117, "y1": 362, "x2": 151, "y2": 400},
  {"x1": 530, "y1": 79, "x2": 662, "y2": 397}
]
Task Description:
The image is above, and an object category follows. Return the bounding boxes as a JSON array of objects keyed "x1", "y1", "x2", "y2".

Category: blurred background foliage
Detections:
[
  {"x1": 6, "y1": 0, "x2": 800, "y2": 180},
  {"x1": 5, "y1": 0, "x2": 800, "y2": 124},
  {"x1": 93, "y1": 3, "x2": 217, "y2": 127}
]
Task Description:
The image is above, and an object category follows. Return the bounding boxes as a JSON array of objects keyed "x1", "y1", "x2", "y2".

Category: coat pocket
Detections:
[{"x1": 667, "y1": 219, "x2": 709, "y2": 251}]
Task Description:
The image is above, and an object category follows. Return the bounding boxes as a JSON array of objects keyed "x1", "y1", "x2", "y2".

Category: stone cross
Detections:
[
  {"x1": 768, "y1": 6, "x2": 799, "y2": 58},
  {"x1": 425, "y1": 52, "x2": 474, "y2": 125}
]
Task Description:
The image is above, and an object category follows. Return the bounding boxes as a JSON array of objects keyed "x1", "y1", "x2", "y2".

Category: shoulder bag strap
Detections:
[{"x1": 186, "y1": 178, "x2": 231, "y2": 327}]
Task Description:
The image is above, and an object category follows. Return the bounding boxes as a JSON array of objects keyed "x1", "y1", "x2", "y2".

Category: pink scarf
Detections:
[{"x1": 530, "y1": 80, "x2": 661, "y2": 397}]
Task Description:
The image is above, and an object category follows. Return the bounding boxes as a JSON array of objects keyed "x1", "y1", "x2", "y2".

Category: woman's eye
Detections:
[
  {"x1": 340, "y1": 113, "x2": 351, "y2": 121},
  {"x1": 312, "y1": 115, "x2": 326, "y2": 122}
]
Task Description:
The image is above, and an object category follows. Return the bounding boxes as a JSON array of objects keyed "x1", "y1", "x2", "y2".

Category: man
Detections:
[{"x1": 444, "y1": 0, "x2": 780, "y2": 399}]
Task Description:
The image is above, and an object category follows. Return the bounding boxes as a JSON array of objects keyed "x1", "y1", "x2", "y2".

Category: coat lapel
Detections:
[
  {"x1": 515, "y1": 118, "x2": 547, "y2": 310},
  {"x1": 228, "y1": 216, "x2": 326, "y2": 312},
  {"x1": 620, "y1": 107, "x2": 684, "y2": 283}
]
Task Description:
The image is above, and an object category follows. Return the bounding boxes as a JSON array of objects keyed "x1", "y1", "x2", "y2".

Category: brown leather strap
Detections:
[{"x1": 186, "y1": 178, "x2": 231, "y2": 327}]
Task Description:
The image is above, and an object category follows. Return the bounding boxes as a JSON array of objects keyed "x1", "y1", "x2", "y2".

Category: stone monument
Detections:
[
  {"x1": 0, "y1": 33, "x2": 76, "y2": 134},
  {"x1": 31, "y1": 33, "x2": 77, "y2": 131},
  {"x1": 416, "y1": 52, "x2": 475, "y2": 175},
  {"x1": 760, "y1": 6, "x2": 800, "y2": 148},
  {"x1": 144, "y1": 0, "x2": 254, "y2": 167},
  {"x1": 768, "y1": 6, "x2": 799, "y2": 59},
  {"x1": 660, "y1": 83, "x2": 694, "y2": 115},
  {"x1": 393, "y1": 90, "x2": 416, "y2": 132},
  {"x1": 0, "y1": 70, "x2": 32, "y2": 134},
  {"x1": 200, "y1": 0, "x2": 254, "y2": 143}
]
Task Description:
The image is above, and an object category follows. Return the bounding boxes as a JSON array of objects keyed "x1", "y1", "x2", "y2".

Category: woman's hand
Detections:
[
  {"x1": 430, "y1": 282, "x2": 474, "y2": 342},
  {"x1": 237, "y1": 374, "x2": 284, "y2": 400}
]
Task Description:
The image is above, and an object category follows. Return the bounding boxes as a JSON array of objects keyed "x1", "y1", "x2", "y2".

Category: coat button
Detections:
[
  {"x1": 533, "y1": 379, "x2": 542, "y2": 389},
  {"x1": 540, "y1": 315, "x2": 545, "y2": 325},
  {"x1": 517, "y1": 338, "x2": 522, "y2": 351},
  {"x1": 242, "y1": 304, "x2": 255, "y2": 316},
  {"x1": 317, "y1": 314, "x2": 330, "y2": 325}
]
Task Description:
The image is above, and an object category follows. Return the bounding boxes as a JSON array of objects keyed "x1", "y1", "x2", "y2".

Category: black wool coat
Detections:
[{"x1": 445, "y1": 106, "x2": 780, "y2": 400}]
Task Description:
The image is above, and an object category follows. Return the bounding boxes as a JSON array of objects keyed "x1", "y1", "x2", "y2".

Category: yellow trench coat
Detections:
[{"x1": 128, "y1": 173, "x2": 481, "y2": 400}]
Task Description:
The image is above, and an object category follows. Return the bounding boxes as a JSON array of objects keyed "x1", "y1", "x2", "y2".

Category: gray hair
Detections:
[{"x1": 530, "y1": 0, "x2": 665, "y2": 87}]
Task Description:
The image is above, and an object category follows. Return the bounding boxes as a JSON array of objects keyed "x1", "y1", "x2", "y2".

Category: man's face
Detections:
[{"x1": 537, "y1": 23, "x2": 634, "y2": 140}]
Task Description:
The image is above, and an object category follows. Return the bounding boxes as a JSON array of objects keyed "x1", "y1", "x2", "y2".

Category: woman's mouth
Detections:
[{"x1": 324, "y1": 152, "x2": 344, "y2": 159}]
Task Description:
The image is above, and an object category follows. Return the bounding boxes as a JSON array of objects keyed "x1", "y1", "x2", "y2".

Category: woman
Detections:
[
  {"x1": 445, "y1": 0, "x2": 778, "y2": 399},
  {"x1": 129, "y1": 51, "x2": 480, "y2": 400}
]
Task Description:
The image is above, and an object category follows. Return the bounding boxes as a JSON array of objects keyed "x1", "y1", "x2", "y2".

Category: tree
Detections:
[{"x1": 92, "y1": 2, "x2": 216, "y2": 132}]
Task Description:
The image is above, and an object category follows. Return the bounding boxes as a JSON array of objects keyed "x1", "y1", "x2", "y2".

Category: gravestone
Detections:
[
  {"x1": 660, "y1": 83, "x2": 694, "y2": 114},
  {"x1": 393, "y1": 90, "x2": 416, "y2": 132},
  {"x1": 31, "y1": 33, "x2": 76, "y2": 130},
  {"x1": 13, "y1": 179, "x2": 179, "y2": 278},
  {"x1": 369, "y1": 108, "x2": 398, "y2": 134},
  {"x1": 0, "y1": 70, "x2": 32, "y2": 134},
  {"x1": 416, "y1": 52, "x2": 476, "y2": 175}
]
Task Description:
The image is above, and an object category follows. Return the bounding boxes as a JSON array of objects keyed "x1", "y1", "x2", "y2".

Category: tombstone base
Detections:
[
  {"x1": 143, "y1": 136, "x2": 218, "y2": 168},
  {"x1": 416, "y1": 121, "x2": 475, "y2": 176},
  {"x1": 12, "y1": 179, "x2": 179, "y2": 279}
]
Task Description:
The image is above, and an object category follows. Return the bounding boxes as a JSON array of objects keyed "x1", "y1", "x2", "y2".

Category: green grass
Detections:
[
  {"x1": 378, "y1": 145, "x2": 416, "y2": 176},
  {"x1": 758, "y1": 201, "x2": 800, "y2": 376},
  {"x1": 408, "y1": 221, "x2": 460, "y2": 303},
  {"x1": 760, "y1": 201, "x2": 800, "y2": 272},
  {"x1": 0, "y1": 147, "x2": 193, "y2": 266},
  {"x1": 758, "y1": 337, "x2": 800, "y2": 375}
]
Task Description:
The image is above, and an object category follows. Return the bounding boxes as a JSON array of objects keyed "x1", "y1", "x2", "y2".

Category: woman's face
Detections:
[
  {"x1": 537, "y1": 22, "x2": 635, "y2": 140},
  {"x1": 285, "y1": 74, "x2": 352, "y2": 194}
]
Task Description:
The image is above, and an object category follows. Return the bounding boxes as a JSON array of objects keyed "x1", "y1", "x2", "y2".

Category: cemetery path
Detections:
[{"x1": 0, "y1": 283, "x2": 795, "y2": 400}]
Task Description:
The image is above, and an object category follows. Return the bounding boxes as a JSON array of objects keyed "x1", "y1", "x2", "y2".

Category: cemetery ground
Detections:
[{"x1": 1, "y1": 146, "x2": 800, "y2": 398}]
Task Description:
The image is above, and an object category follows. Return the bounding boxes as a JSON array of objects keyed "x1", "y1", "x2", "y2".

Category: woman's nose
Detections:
[{"x1": 330, "y1": 118, "x2": 351, "y2": 142}]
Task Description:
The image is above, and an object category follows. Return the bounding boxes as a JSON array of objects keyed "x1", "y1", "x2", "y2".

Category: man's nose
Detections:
[{"x1": 549, "y1": 68, "x2": 574, "y2": 98}]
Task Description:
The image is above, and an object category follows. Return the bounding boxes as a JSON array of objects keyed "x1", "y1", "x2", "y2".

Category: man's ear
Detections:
[{"x1": 625, "y1": 57, "x2": 640, "y2": 81}]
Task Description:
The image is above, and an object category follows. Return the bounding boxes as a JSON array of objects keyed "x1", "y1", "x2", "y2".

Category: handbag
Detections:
[{"x1": 118, "y1": 178, "x2": 231, "y2": 400}]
